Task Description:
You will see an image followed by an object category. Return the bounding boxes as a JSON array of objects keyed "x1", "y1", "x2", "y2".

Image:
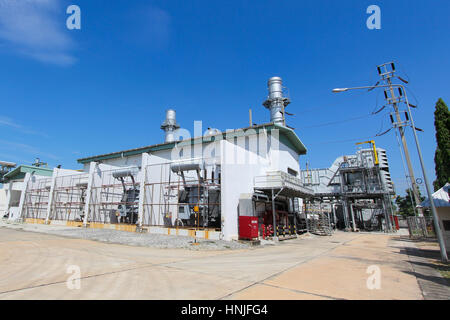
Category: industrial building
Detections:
[
  {"x1": 3, "y1": 77, "x2": 317, "y2": 241},
  {"x1": 300, "y1": 142, "x2": 396, "y2": 232},
  {"x1": 1, "y1": 77, "x2": 396, "y2": 242}
]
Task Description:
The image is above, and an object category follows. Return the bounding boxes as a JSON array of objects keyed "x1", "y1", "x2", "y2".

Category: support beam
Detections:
[
  {"x1": 45, "y1": 168, "x2": 58, "y2": 224},
  {"x1": 304, "y1": 201, "x2": 309, "y2": 232},
  {"x1": 381, "y1": 196, "x2": 391, "y2": 233},
  {"x1": 18, "y1": 173, "x2": 32, "y2": 221},
  {"x1": 83, "y1": 162, "x2": 97, "y2": 227},
  {"x1": 332, "y1": 203, "x2": 337, "y2": 229},
  {"x1": 137, "y1": 153, "x2": 150, "y2": 229},
  {"x1": 349, "y1": 203, "x2": 356, "y2": 232},
  {"x1": 271, "y1": 189, "x2": 277, "y2": 239},
  {"x1": 342, "y1": 199, "x2": 350, "y2": 230}
]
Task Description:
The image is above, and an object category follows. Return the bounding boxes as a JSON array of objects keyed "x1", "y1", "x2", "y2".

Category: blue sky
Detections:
[{"x1": 0, "y1": 0, "x2": 449, "y2": 195}]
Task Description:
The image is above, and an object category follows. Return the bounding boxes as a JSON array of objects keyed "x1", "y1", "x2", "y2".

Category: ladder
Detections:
[{"x1": 309, "y1": 211, "x2": 333, "y2": 236}]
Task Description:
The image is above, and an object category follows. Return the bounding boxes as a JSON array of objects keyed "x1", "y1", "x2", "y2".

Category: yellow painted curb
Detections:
[
  {"x1": 66, "y1": 221, "x2": 83, "y2": 227},
  {"x1": 25, "y1": 218, "x2": 45, "y2": 224}
]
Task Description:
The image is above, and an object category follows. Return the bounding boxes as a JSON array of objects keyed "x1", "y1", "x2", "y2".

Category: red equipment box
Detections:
[{"x1": 239, "y1": 216, "x2": 259, "y2": 240}]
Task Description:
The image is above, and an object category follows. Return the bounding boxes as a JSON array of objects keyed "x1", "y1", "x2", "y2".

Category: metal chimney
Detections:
[
  {"x1": 161, "y1": 109, "x2": 180, "y2": 143},
  {"x1": 263, "y1": 77, "x2": 290, "y2": 126}
]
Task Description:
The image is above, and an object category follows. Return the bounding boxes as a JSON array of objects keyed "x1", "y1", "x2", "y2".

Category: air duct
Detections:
[
  {"x1": 170, "y1": 161, "x2": 203, "y2": 173},
  {"x1": 263, "y1": 77, "x2": 290, "y2": 126},
  {"x1": 112, "y1": 168, "x2": 138, "y2": 179},
  {"x1": 204, "y1": 127, "x2": 220, "y2": 137},
  {"x1": 0, "y1": 161, "x2": 17, "y2": 168},
  {"x1": 161, "y1": 109, "x2": 180, "y2": 143}
]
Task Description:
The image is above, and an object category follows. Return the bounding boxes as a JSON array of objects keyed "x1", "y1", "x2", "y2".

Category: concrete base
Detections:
[
  {"x1": 23, "y1": 218, "x2": 221, "y2": 240},
  {"x1": 237, "y1": 239, "x2": 261, "y2": 246}
]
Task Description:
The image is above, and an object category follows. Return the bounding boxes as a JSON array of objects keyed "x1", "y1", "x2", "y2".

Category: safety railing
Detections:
[{"x1": 254, "y1": 171, "x2": 314, "y2": 195}]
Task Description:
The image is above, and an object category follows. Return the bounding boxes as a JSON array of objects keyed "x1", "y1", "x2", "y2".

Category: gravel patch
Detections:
[{"x1": 0, "y1": 220, "x2": 251, "y2": 251}]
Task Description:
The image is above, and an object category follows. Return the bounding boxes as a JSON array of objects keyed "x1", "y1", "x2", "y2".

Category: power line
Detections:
[
  {"x1": 307, "y1": 135, "x2": 377, "y2": 146},
  {"x1": 302, "y1": 113, "x2": 374, "y2": 129}
]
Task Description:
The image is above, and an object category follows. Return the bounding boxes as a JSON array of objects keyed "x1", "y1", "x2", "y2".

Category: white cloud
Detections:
[
  {"x1": 0, "y1": 0, "x2": 76, "y2": 65},
  {"x1": 0, "y1": 115, "x2": 49, "y2": 137},
  {"x1": 0, "y1": 139, "x2": 60, "y2": 160},
  {"x1": 0, "y1": 116, "x2": 21, "y2": 128}
]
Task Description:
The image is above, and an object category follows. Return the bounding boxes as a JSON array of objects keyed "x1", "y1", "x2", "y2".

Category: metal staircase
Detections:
[{"x1": 309, "y1": 211, "x2": 333, "y2": 236}]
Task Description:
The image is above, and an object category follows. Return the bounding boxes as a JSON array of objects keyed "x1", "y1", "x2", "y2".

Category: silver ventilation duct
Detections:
[
  {"x1": 0, "y1": 161, "x2": 17, "y2": 168},
  {"x1": 161, "y1": 109, "x2": 180, "y2": 143},
  {"x1": 263, "y1": 77, "x2": 291, "y2": 126},
  {"x1": 170, "y1": 161, "x2": 203, "y2": 173},
  {"x1": 204, "y1": 127, "x2": 220, "y2": 137},
  {"x1": 112, "y1": 168, "x2": 138, "y2": 179}
]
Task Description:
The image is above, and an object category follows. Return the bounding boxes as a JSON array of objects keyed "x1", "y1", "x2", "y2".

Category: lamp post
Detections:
[{"x1": 333, "y1": 84, "x2": 448, "y2": 262}]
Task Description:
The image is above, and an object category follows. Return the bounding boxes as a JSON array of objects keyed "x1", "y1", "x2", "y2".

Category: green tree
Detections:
[
  {"x1": 395, "y1": 188, "x2": 426, "y2": 216},
  {"x1": 433, "y1": 98, "x2": 450, "y2": 191}
]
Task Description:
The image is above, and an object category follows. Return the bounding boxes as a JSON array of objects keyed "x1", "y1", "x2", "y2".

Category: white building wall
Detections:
[
  {"x1": 5, "y1": 180, "x2": 26, "y2": 220},
  {"x1": 0, "y1": 188, "x2": 6, "y2": 217},
  {"x1": 220, "y1": 132, "x2": 301, "y2": 240}
]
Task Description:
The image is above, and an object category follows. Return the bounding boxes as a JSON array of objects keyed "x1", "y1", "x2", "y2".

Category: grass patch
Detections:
[{"x1": 434, "y1": 262, "x2": 450, "y2": 279}]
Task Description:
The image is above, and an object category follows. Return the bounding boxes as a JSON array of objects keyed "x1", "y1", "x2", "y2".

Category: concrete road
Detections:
[{"x1": 0, "y1": 227, "x2": 426, "y2": 299}]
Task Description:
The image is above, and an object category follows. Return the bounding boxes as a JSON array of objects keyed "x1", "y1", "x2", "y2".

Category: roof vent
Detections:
[
  {"x1": 204, "y1": 127, "x2": 220, "y2": 137},
  {"x1": 263, "y1": 77, "x2": 290, "y2": 126},
  {"x1": 161, "y1": 109, "x2": 180, "y2": 143}
]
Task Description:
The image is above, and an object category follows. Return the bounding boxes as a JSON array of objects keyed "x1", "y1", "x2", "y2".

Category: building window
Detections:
[{"x1": 288, "y1": 168, "x2": 298, "y2": 177}]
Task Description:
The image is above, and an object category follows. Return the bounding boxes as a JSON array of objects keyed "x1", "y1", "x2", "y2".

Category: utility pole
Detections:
[
  {"x1": 377, "y1": 62, "x2": 423, "y2": 217},
  {"x1": 332, "y1": 65, "x2": 448, "y2": 262}
]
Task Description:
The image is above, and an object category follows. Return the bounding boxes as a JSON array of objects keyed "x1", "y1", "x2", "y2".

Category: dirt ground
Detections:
[{"x1": 0, "y1": 226, "x2": 445, "y2": 300}]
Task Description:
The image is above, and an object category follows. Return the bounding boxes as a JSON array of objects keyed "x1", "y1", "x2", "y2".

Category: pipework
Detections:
[
  {"x1": 263, "y1": 77, "x2": 291, "y2": 126},
  {"x1": 161, "y1": 109, "x2": 180, "y2": 143}
]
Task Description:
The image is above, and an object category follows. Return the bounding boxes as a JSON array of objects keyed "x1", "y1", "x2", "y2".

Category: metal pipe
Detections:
[
  {"x1": 112, "y1": 168, "x2": 137, "y2": 179},
  {"x1": 161, "y1": 109, "x2": 180, "y2": 143},
  {"x1": 263, "y1": 77, "x2": 290, "y2": 126},
  {"x1": 0, "y1": 161, "x2": 16, "y2": 167}
]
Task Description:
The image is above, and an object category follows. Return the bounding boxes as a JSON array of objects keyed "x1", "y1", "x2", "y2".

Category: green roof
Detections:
[
  {"x1": 3, "y1": 165, "x2": 53, "y2": 182},
  {"x1": 77, "y1": 123, "x2": 307, "y2": 164}
]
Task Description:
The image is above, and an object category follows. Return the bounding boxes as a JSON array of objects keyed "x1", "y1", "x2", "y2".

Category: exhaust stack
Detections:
[
  {"x1": 161, "y1": 109, "x2": 180, "y2": 143},
  {"x1": 263, "y1": 77, "x2": 290, "y2": 126}
]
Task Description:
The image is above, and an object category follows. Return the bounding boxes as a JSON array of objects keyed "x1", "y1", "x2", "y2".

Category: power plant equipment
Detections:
[
  {"x1": 112, "y1": 168, "x2": 140, "y2": 224},
  {"x1": 170, "y1": 161, "x2": 221, "y2": 228}
]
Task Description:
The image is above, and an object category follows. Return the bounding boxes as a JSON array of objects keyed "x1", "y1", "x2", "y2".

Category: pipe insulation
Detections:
[
  {"x1": 112, "y1": 168, "x2": 138, "y2": 179},
  {"x1": 170, "y1": 162, "x2": 203, "y2": 173}
]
